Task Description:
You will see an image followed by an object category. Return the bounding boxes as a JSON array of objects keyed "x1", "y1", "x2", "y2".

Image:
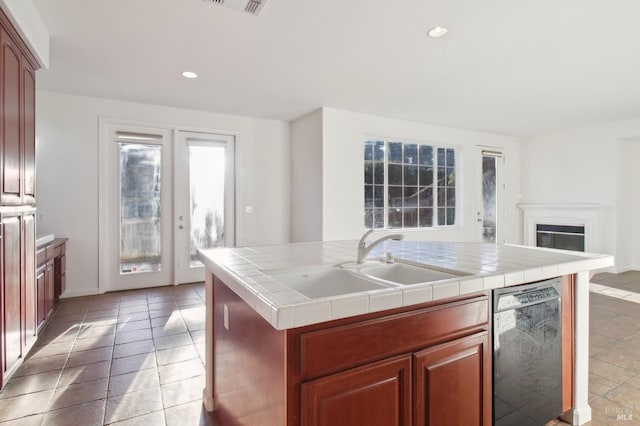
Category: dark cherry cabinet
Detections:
[
  {"x1": 1, "y1": 213, "x2": 22, "y2": 380},
  {"x1": 301, "y1": 354, "x2": 412, "y2": 426},
  {"x1": 36, "y1": 239, "x2": 66, "y2": 333},
  {"x1": 0, "y1": 7, "x2": 42, "y2": 389},
  {"x1": 22, "y1": 212, "x2": 36, "y2": 351},
  {"x1": 21, "y1": 58, "x2": 36, "y2": 205},
  {"x1": 0, "y1": 11, "x2": 37, "y2": 206},
  {"x1": 414, "y1": 332, "x2": 490, "y2": 426},
  {"x1": 0, "y1": 27, "x2": 22, "y2": 205},
  {"x1": 0, "y1": 209, "x2": 36, "y2": 386},
  {"x1": 212, "y1": 277, "x2": 492, "y2": 426}
]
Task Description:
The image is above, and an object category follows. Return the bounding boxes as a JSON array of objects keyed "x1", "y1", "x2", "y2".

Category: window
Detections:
[{"x1": 364, "y1": 140, "x2": 456, "y2": 230}]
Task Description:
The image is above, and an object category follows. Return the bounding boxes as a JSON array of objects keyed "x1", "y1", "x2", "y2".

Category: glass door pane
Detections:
[
  {"x1": 482, "y1": 156, "x2": 497, "y2": 243},
  {"x1": 119, "y1": 143, "x2": 162, "y2": 274},
  {"x1": 189, "y1": 145, "x2": 226, "y2": 267}
]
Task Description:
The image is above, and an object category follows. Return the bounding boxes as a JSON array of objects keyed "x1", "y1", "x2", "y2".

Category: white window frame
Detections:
[{"x1": 364, "y1": 138, "x2": 458, "y2": 231}]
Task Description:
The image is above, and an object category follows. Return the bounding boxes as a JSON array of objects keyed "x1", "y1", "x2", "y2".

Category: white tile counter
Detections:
[
  {"x1": 198, "y1": 240, "x2": 613, "y2": 330},
  {"x1": 199, "y1": 240, "x2": 613, "y2": 425}
]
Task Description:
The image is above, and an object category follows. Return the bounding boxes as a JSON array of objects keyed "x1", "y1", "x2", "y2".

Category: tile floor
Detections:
[
  {"x1": 1, "y1": 273, "x2": 640, "y2": 425},
  {"x1": 0, "y1": 282, "x2": 216, "y2": 425}
]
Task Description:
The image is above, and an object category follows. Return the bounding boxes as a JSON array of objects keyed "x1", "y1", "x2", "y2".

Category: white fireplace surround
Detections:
[{"x1": 518, "y1": 203, "x2": 604, "y2": 253}]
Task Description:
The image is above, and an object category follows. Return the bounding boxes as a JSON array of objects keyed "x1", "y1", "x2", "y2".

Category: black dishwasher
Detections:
[{"x1": 493, "y1": 278, "x2": 563, "y2": 426}]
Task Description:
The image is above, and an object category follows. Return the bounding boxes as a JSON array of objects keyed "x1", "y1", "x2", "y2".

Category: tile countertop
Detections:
[{"x1": 198, "y1": 240, "x2": 614, "y2": 330}]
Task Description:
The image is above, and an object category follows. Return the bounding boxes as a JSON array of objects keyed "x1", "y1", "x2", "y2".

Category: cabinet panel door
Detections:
[
  {"x1": 2, "y1": 215, "x2": 22, "y2": 378},
  {"x1": 21, "y1": 60, "x2": 35, "y2": 204},
  {"x1": 45, "y1": 261, "x2": 54, "y2": 320},
  {"x1": 22, "y1": 212, "x2": 36, "y2": 349},
  {"x1": 414, "y1": 332, "x2": 490, "y2": 426},
  {"x1": 36, "y1": 269, "x2": 45, "y2": 330},
  {"x1": 301, "y1": 354, "x2": 411, "y2": 426},
  {"x1": 0, "y1": 29, "x2": 22, "y2": 205}
]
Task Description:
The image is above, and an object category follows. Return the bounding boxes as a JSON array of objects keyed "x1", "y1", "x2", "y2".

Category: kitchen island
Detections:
[{"x1": 198, "y1": 240, "x2": 613, "y2": 425}]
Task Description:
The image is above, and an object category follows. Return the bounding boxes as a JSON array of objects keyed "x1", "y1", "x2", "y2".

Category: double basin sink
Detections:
[{"x1": 262, "y1": 261, "x2": 469, "y2": 299}]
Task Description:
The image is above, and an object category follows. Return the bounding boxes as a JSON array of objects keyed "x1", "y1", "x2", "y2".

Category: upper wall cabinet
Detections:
[{"x1": 0, "y1": 10, "x2": 39, "y2": 206}]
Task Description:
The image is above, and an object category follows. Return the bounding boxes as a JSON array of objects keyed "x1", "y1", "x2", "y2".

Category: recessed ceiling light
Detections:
[
  {"x1": 427, "y1": 26, "x2": 449, "y2": 38},
  {"x1": 182, "y1": 71, "x2": 198, "y2": 79}
]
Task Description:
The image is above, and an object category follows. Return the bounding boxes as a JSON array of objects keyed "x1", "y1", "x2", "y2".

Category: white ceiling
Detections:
[{"x1": 32, "y1": 0, "x2": 640, "y2": 137}]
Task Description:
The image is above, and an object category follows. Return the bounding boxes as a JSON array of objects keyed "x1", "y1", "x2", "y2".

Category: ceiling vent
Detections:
[{"x1": 203, "y1": 0, "x2": 268, "y2": 15}]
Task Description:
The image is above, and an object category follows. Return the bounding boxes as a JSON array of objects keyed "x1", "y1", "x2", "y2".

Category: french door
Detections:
[
  {"x1": 475, "y1": 147, "x2": 504, "y2": 243},
  {"x1": 175, "y1": 131, "x2": 235, "y2": 284},
  {"x1": 100, "y1": 121, "x2": 235, "y2": 292}
]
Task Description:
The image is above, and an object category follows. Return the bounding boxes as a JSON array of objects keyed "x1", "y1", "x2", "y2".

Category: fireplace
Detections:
[
  {"x1": 518, "y1": 203, "x2": 603, "y2": 253},
  {"x1": 536, "y1": 224, "x2": 585, "y2": 252}
]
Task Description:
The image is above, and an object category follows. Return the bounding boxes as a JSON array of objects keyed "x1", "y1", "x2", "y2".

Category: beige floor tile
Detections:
[
  {"x1": 109, "y1": 410, "x2": 166, "y2": 425},
  {"x1": 161, "y1": 376, "x2": 205, "y2": 408},
  {"x1": 108, "y1": 367, "x2": 160, "y2": 397},
  {"x1": 65, "y1": 346, "x2": 113, "y2": 368},
  {"x1": 113, "y1": 339, "x2": 155, "y2": 359},
  {"x1": 156, "y1": 345, "x2": 199, "y2": 366},
  {"x1": 48, "y1": 378, "x2": 108, "y2": 410},
  {"x1": 152, "y1": 323, "x2": 189, "y2": 338},
  {"x1": 104, "y1": 386, "x2": 163, "y2": 424},
  {"x1": 42, "y1": 399, "x2": 106, "y2": 426},
  {"x1": 118, "y1": 304, "x2": 149, "y2": 315},
  {"x1": 164, "y1": 400, "x2": 215, "y2": 426},
  {"x1": 77, "y1": 324, "x2": 117, "y2": 339},
  {"x1": 0, "y1": 389, "x2": 53, "y2": 422},
  {"x1": 57, "y1": 360, "x2": 111, "y2": 386},
  {"x1": 116, "y1": 319, "x2": 151, "y2": 334},
  {"x1": 153, "y1": 333, "x2": 193, "y2": 351},
  {"x1": 111, "y1": 353, "x2": 157, "y2": 377},
  {"x1": 12, "y1": 354, "x2": 66, "y2": 378},
  {"x1": 0, "y1": 370, "x2": 60, "y2": 399},
  {"x1": 118, "y1": 312, "x2": 150, "y2": 324},
  {"x1": 72, "y1": 334, "x2": 116, "y2": 352},
  {"x1": 0, "y1": 413, "x2": 45, "y2": 425},
  {"x1": 114, "y1": 329, "x2": 153, "y2": 345},
  {"x1": 158, "y1": 358, "x2": 204, "y2": 385}
]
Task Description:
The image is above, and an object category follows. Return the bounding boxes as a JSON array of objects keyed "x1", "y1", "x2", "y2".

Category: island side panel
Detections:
[
  {"x1": 213, "y1": 276, "x2": 286, "y2": 425},
  {"x1": 562, "y1": 274, "x2": 575, "y2": 413}
]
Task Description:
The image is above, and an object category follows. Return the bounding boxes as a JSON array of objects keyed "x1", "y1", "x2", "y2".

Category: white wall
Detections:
[
  {"x1": 36, "y1": 90, "x2": 291, "y2": 297},
  {"x1": 291, "y1": 107, "x2": 522, "y2": 244},
  {"x1": 290, "y1": 109, "x2": 323, "y2": 242},
  {"x1": 521, "y1": 117, "x2": 640, "y2": 272}
]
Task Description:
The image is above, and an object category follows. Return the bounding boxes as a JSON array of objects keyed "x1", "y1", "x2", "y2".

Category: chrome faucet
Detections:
[{"x1": 357, "y1": 230, "x2": 404, "y2": 264}]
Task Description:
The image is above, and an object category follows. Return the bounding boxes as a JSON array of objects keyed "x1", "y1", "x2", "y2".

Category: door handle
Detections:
[{"x1": 178, "y1": 225, "x2": 184, "y2": 230}]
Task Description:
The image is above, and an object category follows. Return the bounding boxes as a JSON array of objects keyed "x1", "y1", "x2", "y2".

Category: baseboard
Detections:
[{"x1": 59, "y1": 288, "x2": 101, "y2": 298}]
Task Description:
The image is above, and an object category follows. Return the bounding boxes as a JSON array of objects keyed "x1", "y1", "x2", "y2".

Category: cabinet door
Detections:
[
  {"x1": 21, "y1": 59, "x2": 35, "y2": 205},
  {"x1": 1, "y1": 214, "x2": 22, "y2": 380},
  {"x1": 36, "y1": 268, "x2": 45, "y2": 331},
  {"x1": 45, "y1": 261, "x2": 54, "y2": 320},
  {"x1": 22, "y1": 212, "x2": 36, "y2": 349},
  {"x1": 301, "y1": 354, "x2": 411, "y2": 426},
  {"x1": 0, "y1": 28, "x2": 22, "y2": 205},
  {"x1": 413, "y1": 332, "x2": 491, "y2": 426}
]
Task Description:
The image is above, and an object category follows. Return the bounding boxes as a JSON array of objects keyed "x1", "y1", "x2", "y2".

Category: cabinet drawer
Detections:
[
  {"x1": 299, "y1": 295, "x2": 488, "y2": 379},
  {"x1": 36, "y1": 248, "x2": 46, "y2": 267},
  {"x1": 58, "y1": 254, "x2": 66, "y2": 275},
  {"x1": 45, "y1": 245, "x2": 56, "y2": 261}
]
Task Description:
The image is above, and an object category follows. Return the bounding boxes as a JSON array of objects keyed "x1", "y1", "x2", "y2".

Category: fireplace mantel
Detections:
[{"x1": 518, "y1": 203, "x2": 604, "y2": 252}]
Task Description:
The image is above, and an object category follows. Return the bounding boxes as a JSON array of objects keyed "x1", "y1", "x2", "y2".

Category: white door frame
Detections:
[
  {"x1": 99, "y1": 121, "x2": 174, "y2": 293},
  {"x1": 99, "y1": 118, "x2": 239, "y2": 293},
  {"x1": 174, "y1": 130, "x2": 235, "y2": 284}
]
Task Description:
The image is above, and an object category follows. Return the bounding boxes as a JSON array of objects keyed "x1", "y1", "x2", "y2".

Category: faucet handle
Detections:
[{"x1": 358, "y1": 229, "x2": 374, "y2": 247}]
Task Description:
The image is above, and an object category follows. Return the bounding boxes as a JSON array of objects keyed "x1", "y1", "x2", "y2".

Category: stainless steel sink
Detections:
[
  {"x1": 263, "y1": 267, "x2": 391, "y2": 298},
  {"x1": 359, "y1": 262, "x2": 468, "y2": 285}
]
